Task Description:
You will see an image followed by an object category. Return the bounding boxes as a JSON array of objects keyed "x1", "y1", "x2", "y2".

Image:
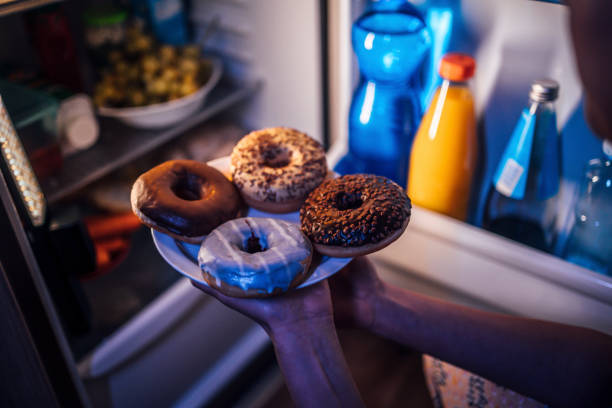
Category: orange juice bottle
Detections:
[{"x1": 407, "y1": 53, "x2": 477, "y2": 220}]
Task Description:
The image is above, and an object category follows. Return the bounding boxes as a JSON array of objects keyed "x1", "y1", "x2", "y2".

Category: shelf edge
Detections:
[{"x1": 45, "y1": 81, "x2": 261, "y2": 204}]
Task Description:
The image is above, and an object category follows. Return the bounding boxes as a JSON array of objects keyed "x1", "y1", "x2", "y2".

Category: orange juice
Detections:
[{"x1": 407, "y1": 53, "x2": 477, "y2": 220}]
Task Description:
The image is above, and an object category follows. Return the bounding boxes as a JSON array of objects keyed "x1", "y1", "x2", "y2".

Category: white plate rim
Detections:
[{"x1": 151, "y1": 229, "x2": 351, "y2": 289}]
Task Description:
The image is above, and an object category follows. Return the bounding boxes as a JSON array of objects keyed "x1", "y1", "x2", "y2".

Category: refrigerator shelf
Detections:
[
  {"x1": 69, "y1": 226, "x2": 181, "y2": 360},
  {"x1": 42, "y1": 79, "x2": 261, "y2": 205}
]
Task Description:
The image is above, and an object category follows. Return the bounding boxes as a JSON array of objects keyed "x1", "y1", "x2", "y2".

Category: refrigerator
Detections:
[{"x1": 0, "y1": 0, "x2": 611, "y2": 407}]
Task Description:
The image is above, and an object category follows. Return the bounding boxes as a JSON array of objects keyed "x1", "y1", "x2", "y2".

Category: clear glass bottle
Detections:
[
  {"x1": 334, "y1": 0, "x2": 431, "y2": 187},
  {"x1": 484, "y1": 80, "x2": 562, "y2": 253},
  {"x1": 563, "y1": 141, "x2": 612, "y2": 275}
]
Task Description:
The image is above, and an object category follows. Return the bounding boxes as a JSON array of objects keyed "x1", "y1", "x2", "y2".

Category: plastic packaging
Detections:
[
  {"x1": 407, "y1": 53, "x2": 477, "y2": 220},
  {"x1": 334, "y1": 0, "x2": 431, "y2": 187},
  {"x1": 84, "y1": 7, "x2": 128, "y2": 66},
  {"x1": 25, "y1": 5, "x2": 82, "y2": 91},
  {"x1": 484, "y1": 79, "x2": 561, "y2": 252}
]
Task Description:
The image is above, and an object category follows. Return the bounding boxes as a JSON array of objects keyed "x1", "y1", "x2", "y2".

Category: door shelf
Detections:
[
  {"x1": 372, "y1": 206, "x2": 612, "y2": 335},
  {"x1": 42, "y1": 80, "x2": 261, "y2": 204}
]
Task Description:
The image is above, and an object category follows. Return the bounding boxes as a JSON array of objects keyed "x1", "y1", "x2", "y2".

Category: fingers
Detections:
[
  {"x1": 190, "y1": 279, "x2": 259, "y2": 316},
  {"x1": 297, "y1": 278, "x2": 330, "y2": 297},
  {"x1": 190, "y1": 280, "x2": 234, "y2": 304},
  {"x1": 333, "y1": 256, "x2": 377, "y2": 282},
  {"x1": 191, "y1": 276, "x2": 332, "y2": 314},
  {"x1": 350, "y1": 256, "x2": 376, "y2": 273}
]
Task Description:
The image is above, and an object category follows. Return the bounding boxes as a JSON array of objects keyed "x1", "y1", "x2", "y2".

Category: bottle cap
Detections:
[
  {"x1": 439, "y1": 53, "x2": 476, "y2": 82},
  {"x1": 529, "y1": 79, "x2": 559, "y2": 102},
  {"x1": 604, "y1": 139, "x2": 612, "y2": 160}
]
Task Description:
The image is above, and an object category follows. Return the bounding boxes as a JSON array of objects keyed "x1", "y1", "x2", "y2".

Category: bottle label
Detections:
[
  {"x1": 495, "y1": 158, "x2": 524, "y2": 197},
  {"x1": 493, "y1": 109, "x2": 535, "y2": 199}
]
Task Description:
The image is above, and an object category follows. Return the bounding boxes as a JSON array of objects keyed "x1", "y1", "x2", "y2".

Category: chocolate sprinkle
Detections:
[{"x1": 300, "y1": 174, "x2": 412, "y2": 247}]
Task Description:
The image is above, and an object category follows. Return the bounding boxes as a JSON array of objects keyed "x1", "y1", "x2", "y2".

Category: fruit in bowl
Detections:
[{"x1": 92, "y1": 26, "x2": 221, "y2": 128}]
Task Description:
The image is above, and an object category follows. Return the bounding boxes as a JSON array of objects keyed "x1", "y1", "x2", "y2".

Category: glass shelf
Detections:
[
  {"x1": 68, "y1": 226, "x2": 181, "y2": 360},
  {"x1": 42, "y1": 80, "x2": 261, "y2": 204}
]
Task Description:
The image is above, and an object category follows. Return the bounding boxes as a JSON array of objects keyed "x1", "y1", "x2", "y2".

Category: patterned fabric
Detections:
[{"x1": 423, "y1": 355, "x2": 546, "y2": 408}]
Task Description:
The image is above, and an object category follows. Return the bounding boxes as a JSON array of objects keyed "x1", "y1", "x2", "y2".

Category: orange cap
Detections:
[{"x1": 439, "y1": 53, "x2": 475, "y2": 82}]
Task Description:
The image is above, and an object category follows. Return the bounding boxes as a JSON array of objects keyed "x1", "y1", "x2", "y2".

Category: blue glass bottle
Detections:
[
  {"x1": 563, "y1": 141, "x2": 612, "y2": 275},
  {"x1": 484, "y1": 80, "x2": 562, "y2": 253},
  {"x1": 334, "y1": 0, "x2": 431, "y2": 187}
]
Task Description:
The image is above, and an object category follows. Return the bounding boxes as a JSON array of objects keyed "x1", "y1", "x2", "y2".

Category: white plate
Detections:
[
  {"x1": 151, "y1": 157, "x2": 352, "y2": 290},
  {"x1": 98, "y1": 58, "x2": 222, "y2": 129}
]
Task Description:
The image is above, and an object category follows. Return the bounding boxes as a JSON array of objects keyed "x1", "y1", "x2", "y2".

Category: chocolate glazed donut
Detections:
[
  {"x1": 300, "y1": 174, "x2": 411, "y2": 257},
  {"x1": 131, "y1": 160, "x2": 242, "y2": 243}
]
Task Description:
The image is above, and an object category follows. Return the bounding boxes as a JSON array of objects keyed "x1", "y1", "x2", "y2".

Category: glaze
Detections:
[
  {"x1": 198, "y1": 217, "x2": 313, "y2": 297},
  {"x1": 131, "y1": 160, "x2": 241, "y2": 240}
]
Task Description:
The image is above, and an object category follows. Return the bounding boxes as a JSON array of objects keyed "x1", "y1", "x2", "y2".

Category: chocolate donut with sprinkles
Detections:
[
  {"x1": 230, "y1": 127, "x2": 328, "y2": 213},
  {"x1": 300, "y1": 174, "x2": 411, "y2": 257}
]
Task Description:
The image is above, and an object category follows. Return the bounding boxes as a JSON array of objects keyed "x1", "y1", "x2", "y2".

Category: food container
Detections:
[
  {"x1": 57, "y1": 94, "x2": 99, "y2": 154},
  {"x1": 97, "y1": 57, "x2": 222, "y2": 129},
  {"x1": 0, "y1": 79, "x2": 62, "y2": 180},
  {"x1": 84, "y1": 7, "x2": 128, "y2": 65}
]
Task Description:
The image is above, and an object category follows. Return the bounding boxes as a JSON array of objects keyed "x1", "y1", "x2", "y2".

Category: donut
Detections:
[
  {"x1": 300, "y1": 174, "x2": 411, "y2": 257},
  {"x1": 230, "y1": 127, "x2": 328, "y2": 213},
  {"x1": 131, "y1": 160, "x2": 242, "y2": 243},
  {"x1": 198, "y1": 217, "x2": 313, "y2": 298}
]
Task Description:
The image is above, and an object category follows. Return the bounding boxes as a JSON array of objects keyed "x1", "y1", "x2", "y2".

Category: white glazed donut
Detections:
[{"x1": 198, "y1": 217, "x2": 313, "y2": 298}]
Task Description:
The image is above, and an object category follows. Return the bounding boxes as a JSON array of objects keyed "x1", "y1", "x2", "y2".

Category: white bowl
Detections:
[{"x1": 97, "y1": 58, "x2": 222, "y2": 129}]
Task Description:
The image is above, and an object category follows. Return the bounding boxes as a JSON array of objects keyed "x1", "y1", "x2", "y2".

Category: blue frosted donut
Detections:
[{"x1": 198, "y1": 217, "x2": 313, "y2": 298}]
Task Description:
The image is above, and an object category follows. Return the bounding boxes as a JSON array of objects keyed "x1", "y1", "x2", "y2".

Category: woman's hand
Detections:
[
  {"x1": 191, "y1": 279, "x2": 333, "y2": 334},
  {"x1": 328, "y1": 256, "x2": 385, "y2": 331},
  {"x1": 191, "y1": 256, "x2": 383, "y2": 333}
]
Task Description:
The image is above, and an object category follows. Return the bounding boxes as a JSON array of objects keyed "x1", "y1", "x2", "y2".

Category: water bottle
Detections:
[
  {"x1": 484, "y1": 80, "x2": 562, "y2": 252},
  {"x1": 334, "y1": 0, "x2": 431, "y2": 187},
  {"x1": 563, "y1": 140, "x2": 612, "y2": 275}
]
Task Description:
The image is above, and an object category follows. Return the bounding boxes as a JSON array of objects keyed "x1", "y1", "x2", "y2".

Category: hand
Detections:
[
  {"x1": 191, "y1": 279, "x2": 333, "y2": 334},
  {"x1": 328, "y1": 256, "x2": 384, "y2": 330},
  {"x1": 193, "y1": 280, "x2": 366, "y2": 407}
]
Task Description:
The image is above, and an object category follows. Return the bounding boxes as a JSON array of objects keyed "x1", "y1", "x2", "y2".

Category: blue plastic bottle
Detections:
[
  {"x1": 563, "y1": 141, "x2": 612, "y2": 275},
  {"x1": 131, "y1": 0, "x2": 188, "y2": 45},
  {"x1": 334, "y1": 0, "x2": 431, "y2": 187}
]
